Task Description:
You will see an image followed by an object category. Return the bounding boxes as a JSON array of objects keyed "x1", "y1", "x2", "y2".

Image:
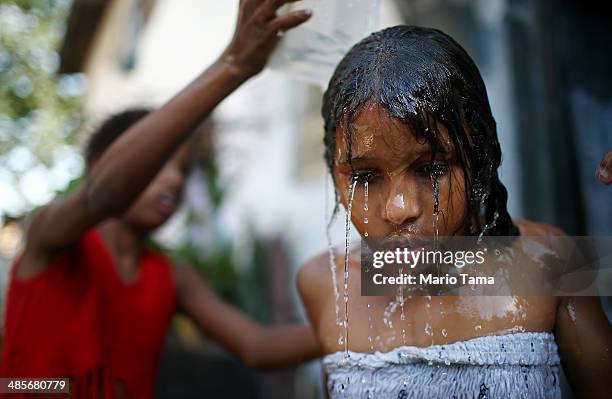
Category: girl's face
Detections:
[
  {"x1": 333, "y1": 103, "x2": 469, "y2": 241},
  {"x1": 123, "y1": 142, "x2": 192, "y2": 231}
]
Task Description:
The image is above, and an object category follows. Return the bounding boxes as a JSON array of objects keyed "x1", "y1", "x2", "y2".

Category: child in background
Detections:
[{"x1": 1, "y1": 1, "x2": 320, "y2": 398}]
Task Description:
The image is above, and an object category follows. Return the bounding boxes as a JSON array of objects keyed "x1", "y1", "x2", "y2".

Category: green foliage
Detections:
[{"x1": 0, "y1": 0, "x2": 84, "y2": 218}]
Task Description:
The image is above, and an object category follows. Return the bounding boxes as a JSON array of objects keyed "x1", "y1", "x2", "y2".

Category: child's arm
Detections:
[
  {"x1": 555, "y1": 296, "x2": 612, "y2": 398},
  {"x1": 173, "y1": 265, "x2": 322, "y2": 370},
  {"x1": 20, "y1": 0, "x2": 311, "y2": 277}
]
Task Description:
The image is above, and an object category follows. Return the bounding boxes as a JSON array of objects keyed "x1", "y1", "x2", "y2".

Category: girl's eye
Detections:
[
  {"x1": 352, "y1": 170, "x2": 378, "y2": 183},
  {"x1": 417, "y1": 162, "x2": 449, "y2": 178}
]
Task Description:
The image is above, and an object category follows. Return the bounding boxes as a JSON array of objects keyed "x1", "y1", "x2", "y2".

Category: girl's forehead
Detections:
[{"x1": 335, "y1": 104, "x2": 454, "y2": 159}]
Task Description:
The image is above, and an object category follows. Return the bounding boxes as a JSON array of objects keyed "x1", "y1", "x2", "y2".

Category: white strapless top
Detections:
[{"x1": 322, "y1": 332, "x2": 561, "y2": 398}]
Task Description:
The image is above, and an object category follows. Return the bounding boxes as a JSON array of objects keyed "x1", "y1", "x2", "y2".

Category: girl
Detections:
[
  {"x1": 1, "y1": 1, "x2": 319, "y2": 398},
  {"x1": 298, "y1": 26, "x2": 611, "y2": 398}
]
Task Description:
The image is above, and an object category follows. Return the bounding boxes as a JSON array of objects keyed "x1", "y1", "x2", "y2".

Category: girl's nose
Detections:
[
  {"x1": 162, "y1": 164, "x2": 186, "y2": 192},
  {"x1": 383, "y1": 183, "x2": 422, "y2": 227}
]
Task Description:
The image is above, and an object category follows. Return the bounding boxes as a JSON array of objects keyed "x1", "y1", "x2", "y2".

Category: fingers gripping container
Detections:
[{"x1": 269, "y1": 0, "x2": 381, "y2": 88}]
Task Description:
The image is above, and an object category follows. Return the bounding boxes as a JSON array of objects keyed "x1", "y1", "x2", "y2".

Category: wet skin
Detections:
[
  {"x1": 301, "y1": 225, "x2": 558, "y2": 354},
  {"x1": 301, "y1": 104, "x2": 557, "y2": 352},
  {"x1": 298, "y1": 103, "x2": 611, "y2": 397}
]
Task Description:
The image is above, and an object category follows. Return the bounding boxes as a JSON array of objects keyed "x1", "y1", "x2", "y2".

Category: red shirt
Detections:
[{"x1": 0, "y1": 229, "x2": 176, "y2": 398}]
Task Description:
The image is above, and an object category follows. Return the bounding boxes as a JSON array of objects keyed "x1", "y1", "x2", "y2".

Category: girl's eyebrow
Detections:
[
  {"x1": 338, "y1": 154, "x2": 375, "y2": 164},
  {"x1": 338, "y1": 147, "x2": 449, "y2": 164}
]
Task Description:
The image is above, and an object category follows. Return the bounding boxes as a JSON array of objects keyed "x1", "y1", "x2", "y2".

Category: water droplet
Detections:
[
  {"x1": 424, "y1": 322, "x2": 433, "y2": 336},
  {"x1": 441, "y1": 328, "x2": 448, "y2": 337},
  {"x1": 474, "y1": 324, "x2": 482, "y2": 331},
  {"x1": 566, "y1": 301, "x2": 577, "y2": 322},
  {"x1": 383, "y1": 300, "x2": 400, "y2": 328},
  {"x1": 341, "y1": 178, "x2": 358, "y2": 355},
  {"x1": 363, "y1": 181, "x2": 369, "y2": 236},
  {"x1": 324, "y1": 174, "x2": 341, "y2": 326}
]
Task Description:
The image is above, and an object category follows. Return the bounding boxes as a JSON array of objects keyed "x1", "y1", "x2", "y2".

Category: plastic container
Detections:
[{"x1": 269, "y1": 0, "x2": 380, "y2": 88}]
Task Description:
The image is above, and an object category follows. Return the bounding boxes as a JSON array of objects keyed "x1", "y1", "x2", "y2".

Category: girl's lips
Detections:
[
  {"x1": 382, "y1": 235, "x2": 430, "y2": 251},
  {"x1": 157, "y1": 193, "x2": 178, "y2": 215}
]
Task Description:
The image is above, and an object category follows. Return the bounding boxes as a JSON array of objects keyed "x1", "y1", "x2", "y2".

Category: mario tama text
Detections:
[
  {"x1": 370, "y1": 248, "x2": 493, "y2": 288},
  {"x1": 372, "y1": 271, "x2": 494, "y2": 286},
  {"x1": 361, "y1": 236, "x2": 612, "y2": 296}
]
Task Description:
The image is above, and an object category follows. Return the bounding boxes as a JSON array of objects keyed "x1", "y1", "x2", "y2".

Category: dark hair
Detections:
[
  {"x1": 85, "y1": 108, "x2": 151, "y2": 167},
  {"x1": 322, "y1": 25, "x2": 518, "y2": 236}
]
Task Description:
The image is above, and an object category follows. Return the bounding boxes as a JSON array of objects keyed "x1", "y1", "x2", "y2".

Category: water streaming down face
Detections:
[
  {"x1": 322, "y1": 26, "x2": 518, "y2": 239},
  {"x1": 363, "y1": 180, "x2": 375, "y2": 353},
  {"x1": 363, "y1": 181, "x2": 369, "y2": 237},
  {"x1": 325, "y1": 174, "x2": 342, "y2": 326},
  {"x1": 431, "y1": 174, "x2": 441, "y2": 274},
  {"x1": 341, "y1": 177, "x2": 358, "y2": 355},
  {"x1": 367, "y1": 303, "x2": 374, "y2": 351},
  {"x1": 566, "y1": 300, "x2": 577, "y2": 322}
]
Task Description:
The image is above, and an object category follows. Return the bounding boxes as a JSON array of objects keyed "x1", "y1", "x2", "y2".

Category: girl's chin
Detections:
[{"x1": 126, "y1": 214, "x2": 170, "y2": 232}]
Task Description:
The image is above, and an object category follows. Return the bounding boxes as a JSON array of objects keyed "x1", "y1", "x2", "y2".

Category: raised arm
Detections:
[
  {"x1": 174, "y1": 265, "x2": 321, "y2": 370},
  {"x1": 20, "y1": 0, "x2": 312, "y2": 276}
]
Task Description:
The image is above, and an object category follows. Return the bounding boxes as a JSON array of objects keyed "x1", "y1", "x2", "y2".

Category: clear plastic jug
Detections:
[{"x1": 269, "y1": 0, "x2": 380, "y2": 88}]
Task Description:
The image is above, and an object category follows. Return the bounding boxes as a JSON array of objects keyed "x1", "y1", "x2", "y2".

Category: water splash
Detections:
[
  {"x1": 566, "y1": 300, "x2": 577, "y2": 322},
  {"x1": 431, "y1": 175, "x2": 440, "y2": 274},
  {"x1": 364, "y1": 181, "x2": 369, "y2": 237},
  {"x1": 497, "y1": 325, "x2": 526, "y2": 334},
  {"x1": 364, "y1": 181, "x2": 369, "y2": 212},
  {"x1": 325, "y1": 174, "x2": 342, "y2": 326},
  {"x1": 431, "y1": 175, "x2": 440, "y2": 215},
  {"x1": 367, "y1": 303, "x2": 374, "y2": 351},
  {"x1": 342, "y1": 177, "x2": 358, "y2": 356},
  {"x1": 383, "y1": 300, "x2": 400, "y2": 328},
  {"x1": 477, "y1": 209, "x2": 499, "y2": 243},
  {"x1": 396, "y1": 266, "x2": 407, "y2": 345},
  {"x1": 424, "y1": 322, "x2": 433, "y2": 336}
]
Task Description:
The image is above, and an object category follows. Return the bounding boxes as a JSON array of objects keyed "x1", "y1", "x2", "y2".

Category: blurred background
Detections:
[{"x1": 0, "y1": 0, "x2": 610, "y2": 398}]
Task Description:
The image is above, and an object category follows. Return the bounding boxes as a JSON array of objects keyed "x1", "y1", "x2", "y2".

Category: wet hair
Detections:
[
  {"x1": 85, "y1": 108, "x2": 151, "y2": 167},
  {"x1": 322, "y1": 25, "x2": 518, "y2": 236}
]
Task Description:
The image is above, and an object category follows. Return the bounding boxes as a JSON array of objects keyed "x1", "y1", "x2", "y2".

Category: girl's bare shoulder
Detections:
[
  {"x1": 297, "y1": 252, "x2": 332, "y2": 302},
  {"x1": 297, "y1": 244, "x2": 359, "y2": 298}
]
